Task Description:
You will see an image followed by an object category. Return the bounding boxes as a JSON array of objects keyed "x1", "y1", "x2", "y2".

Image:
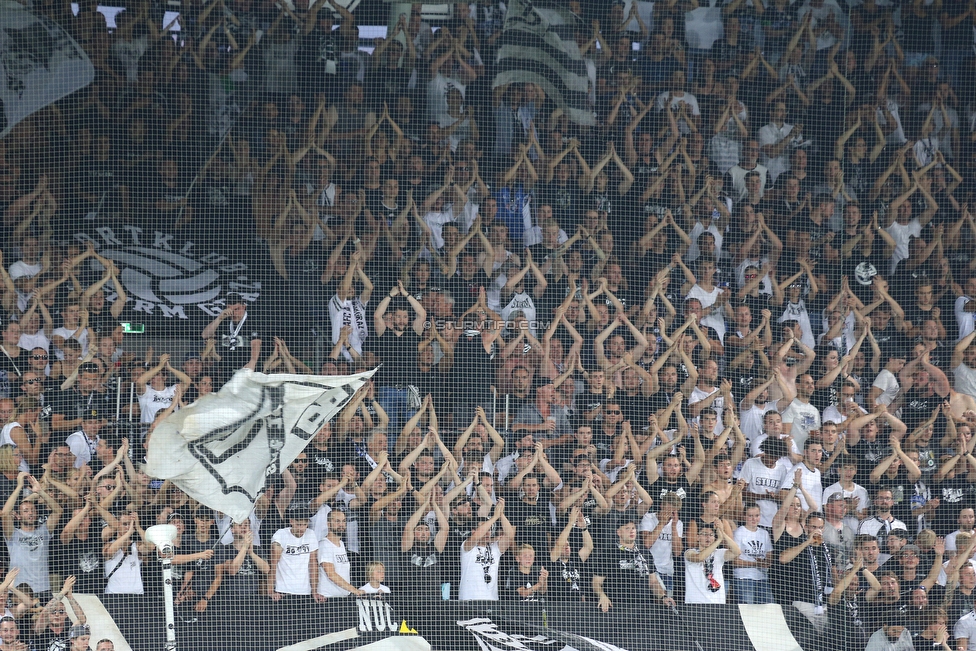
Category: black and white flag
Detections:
[
  {"x1": 146, "y1": 368, "x2": 373, "y2": 522},
  {"x1": 493, "y1": 0, "x2": 595, "y2": 126},
  {"x1": 0, "y1": 1, "x2": 95, "y2": 138}
]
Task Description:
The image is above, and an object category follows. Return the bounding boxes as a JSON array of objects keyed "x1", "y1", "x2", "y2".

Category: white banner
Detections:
[
  {"x1": 0, "y1": 0, "x2": 94, "y2": 138},
  {"x1": 146, "y1": 368, "x2": 374, "y2": 522}
]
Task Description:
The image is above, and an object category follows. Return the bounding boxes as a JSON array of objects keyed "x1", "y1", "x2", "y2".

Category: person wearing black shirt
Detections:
[
  {"x1": 34, "y1": 577, "x2": 87, "y2": 651},
  {"x1": 179, "y1": 508, "x2": 221, "y2": 649},
  {"x1": 81, "y1": 272, "x2": 126, "y2": 338},
  {"x1": 891, "y1": 354, "x2": 950, "y2": 435},
  {"x1": 508, "y1": 474, "x2": 552, "y2": 553},
  {"x1": 642, "y1": 447, "x2": 702, "y2": 506},
  {"x1": 548, "y1": 506, "x2": 593, "y2": 603},
  {"x1": 282, "y1": 453, "x2": 319, "y2": 511},
  {"x1": 446, "y1": 250, "x2": 493, "y2": 315},
  {"x1": 200, "y1": 301, "x2": 262, "y2": 381},
  {"x1": 306, "y1": 422, "x2": 348, "y2": 487},
  {"x1": 59, "y1": 500, "x2": 109, "y2": 595},
  {"x1": 538, "y1": 163, "x2": 584, "y2": 231},
  {"x1": 503, "y1": 543, "x2": 549, "y2": 601},
  {"x1": 51, "y1": 363, "x2": 114, "y2": 435},
  {"x1": 928, "y1": 454, "x2": 975, "y2": 536},
  {"x1": 648, "y1": 356, "x2": 694, "y2": 431},
  {"x1": 298, "y1": 6, "x2": 343, "y2": 103},
  {"x1": 775, "y1": 512, "x2": 834, "y2": 649},
  {"x1": 577, "y1": 367, "x2": 610, "y2": 426},
  {"x1": 213, "y1": 521, "x2": 270, "y2": 649},
  {"x1": 401, "y1": 495, "x2": 448, "y2": 599},
  {"x1": 866, "y1": 304, "x2": 910, "y2": 360},
  {"x1": 592, "y1": 518, "x2": 676, "y2": 617},
  {"x1": 505, "y1": 365, "x2": 533, "y2": 414},
  {"x1": 372, "y1": 281, "x2": 426, "y2": 445}
]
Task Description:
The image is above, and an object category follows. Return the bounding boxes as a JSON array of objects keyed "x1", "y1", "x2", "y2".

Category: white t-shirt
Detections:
[
  {"x1": 139, "y1": 384, "x2": 177, "y2": 423},
  {"x1": 360, "y1": 583, "x2": 391, "y2": 594},
  {"x1": 8, "y1": 260, "x2": 41, "y2": 280},
  {"x1": 781, "y1": 399, "x2": 821, "y2": 451},
  {"x1": 6, "y1": 524, "x2": 52, "y2": 591},
  {"x1": 65, "y1": 430, "x2": 98, "y2": 468},
  {"x1": 104, "y1": 543, "x2": 144, "y2": 594},
  {"x1": 309, "y1": 491, "x2": 356, "y2": 543},
  {"x1": 885, "y1": 219, "x2": 922, "y2": 274},
  {"x1": 954, "y1": 610, "x2": 976, "y2": 650},
  {"x1": 272, "y1": 527, "x2": 318, "y2": 595},
  {"x1": 53, "y1": 326, "x2": 89, "y2": 360},
  {"x1": 733, "y1": 526, "x2": 772, "y2": 581},
  {"x1": 317, "y1": 536, "x2": 352, "y2": 597},
  {"x1": 459, "y1": 541, "x2": 502, "y2": 601},
  {"x1": 758, "y1": 122, "x2": 796, "y2": 182},
  {"x1": 685, "y1": 221, "x2": 725, "y2": 264},
  {"x1": 684, "y1": 548, "x2": 729, "y2": 604},
  {"x1": 945, "y1": 529, "x2": 976, "y2": 555},
  {"x1": 737, "y1": 457, "x2": 790, "y2": 527},
  {"x1": 871, "y1": 369, "x2": 900, "y2": 406},
  {"x1": 18, "y1": 330, "x2": 50, "y2": 353},
  {"x1": 779, "y1": 299, "x2": 816, "y2": 349},
  {"x1": 956, "y1": 296, "x2": 975, "y2": 341},
  {"x1": 423, "y1": 206, "x2": 456, "y2": 251},
  {"x1": 656, "y1": 91, "x2": 700, "y2": 135},
  {"x1": 797, "y1": 2, "x2": 844, "y2": 50},
  {"x1": 689, "y1": 386, "x2": 725, "y2": 437},
  {"x1": 822, "y1": 482, "x2": 870, "y2": 515},
  {"x1": 426, "y1": 73, "x2": 466, "y2": 123},
  {"x1": 685, "y1": 284, "x2": 726, "y2": 342},
  {"x1": 639, "y1": 512, "x2": 683, "y2": 576},
  {"x1": 955, "y1": 364, "x2": 976, "y2": 398},
  {"x1": 739, "y1": 401, "x2": 778, "y2": 445},
  {"x1": 781, "y1": 462, "x2": 823, "y2": 511},
  {"x1": 501, "y1": 291, "x2": 538, "y2": 338}
]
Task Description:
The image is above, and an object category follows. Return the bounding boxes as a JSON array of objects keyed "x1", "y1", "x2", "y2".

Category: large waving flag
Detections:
[
  {"x1": 493, "y1": 0, "x2": 595, "y2": 126},
  {"x1": 146, "y1": 368, "x2": 373, "y2": 522},
  {"x1": 0, "y1": 0, "x2": 95, "y2": 138}
]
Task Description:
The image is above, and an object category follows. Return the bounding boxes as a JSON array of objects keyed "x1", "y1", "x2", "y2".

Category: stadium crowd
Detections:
[{"x1": 2, "y1": 0, "x2": 976, "y2": 649}]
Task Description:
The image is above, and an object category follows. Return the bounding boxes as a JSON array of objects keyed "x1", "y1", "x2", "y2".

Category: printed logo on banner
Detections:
[
  {"x1": 72, "y1": 226, "x2": 262, "y2": 320},
  {"x1": 356, "y1": 598, "x2": 398, "y2": 633},
  {"x1": 457, "y1": 617, "x2": 631, "y2": 651},
  {"x1": 187, "y1": 381, "x2": 356, "y2": 500}
]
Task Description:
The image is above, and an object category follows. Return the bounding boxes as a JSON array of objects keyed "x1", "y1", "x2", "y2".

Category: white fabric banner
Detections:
[
  {"x1": 0, "y1": 0, "x2": 95, "y2": 137},
  {"x1": 146, "y1": 368, "x2": 374, "y2": 522}
]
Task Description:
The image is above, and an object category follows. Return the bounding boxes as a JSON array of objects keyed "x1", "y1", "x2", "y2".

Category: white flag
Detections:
[
  {"x1": 146, "y1": 368, "x2": 374, "y2": 522},
  {"x1": 0, "y1": 1, "x2": 95, "y2": 138}
]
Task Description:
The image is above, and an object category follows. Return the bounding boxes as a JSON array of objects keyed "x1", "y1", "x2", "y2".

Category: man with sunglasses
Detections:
[
  {"x1": 24, "y1": 349, "x2": 55, "y2": 392},
  {"x1": 34, "y1": 576, "x2": 87, "y2": 651},
  {"x1": 19, "y1": 371, "x2": 46, "y2": 406}
]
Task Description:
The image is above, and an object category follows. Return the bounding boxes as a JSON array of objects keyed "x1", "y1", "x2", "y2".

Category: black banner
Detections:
[{"x1": 311, "y1": 598, "x2": 759, "y2": 651}]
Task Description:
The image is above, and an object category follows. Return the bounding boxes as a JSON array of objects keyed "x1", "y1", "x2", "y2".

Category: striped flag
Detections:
[{"x1": 493, "y1": 0, "x2": 595, "y2": 126}]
